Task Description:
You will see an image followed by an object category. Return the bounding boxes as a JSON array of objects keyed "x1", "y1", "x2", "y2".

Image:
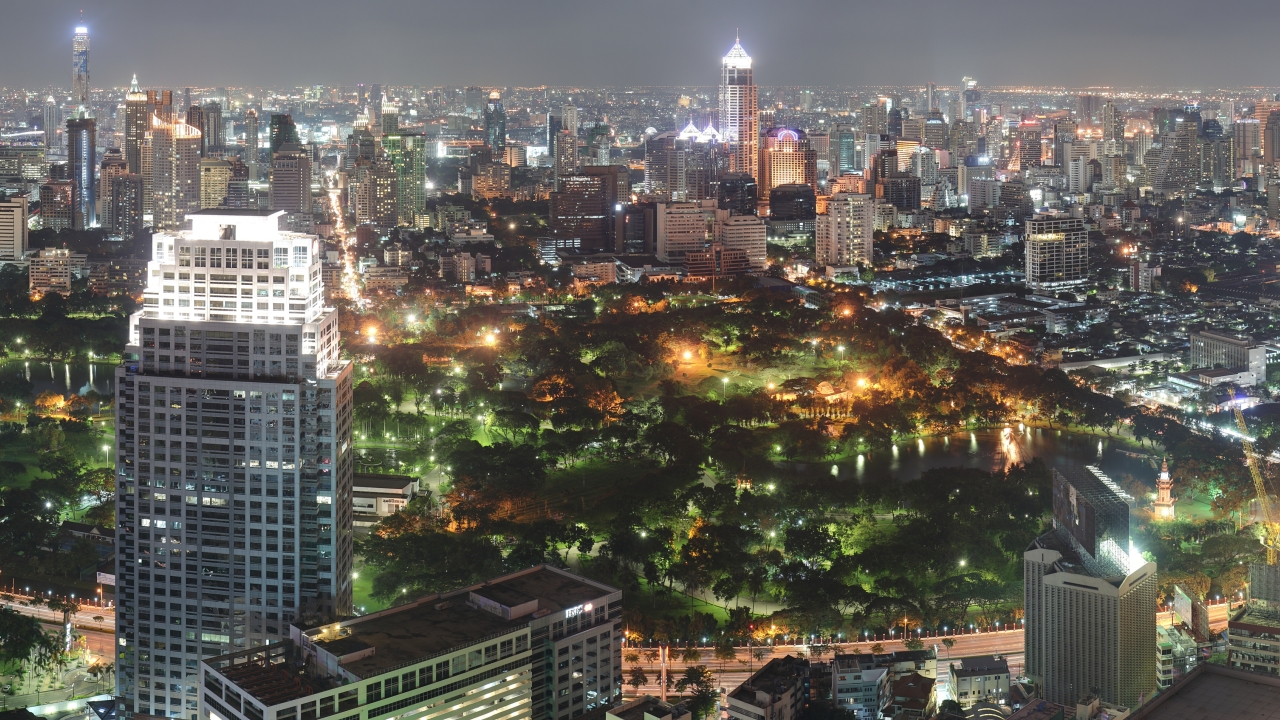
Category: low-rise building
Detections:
[
  {"x1": 833, "y1": 650, "x2": 936, "y2": 719},
  {"x1": 29, "y1": 247, "x2": 87, "y2": 296},
  {"x1": 727, "y1": 656, "x2": 809, "y2": 720},
  {"x1": 1227, "y1": 564, "x2": 1280, "y2": 676},
  {"x1": 600, "y1": 696, "x2": 689, "y2": 720},
  {"x1": 884, "y1": 672, "x2": 935, "y2": 718},
  {"x1": 949, "y1": 655, "x2": 1010, "y2": 708},
  {"x1": 362, "y1": 266, "x2": 409, "y2": 293},
  {"x1": 352, "y1": 473, "x2": 417, "y2": 526},
  {"x1": 200, "y1": 566, "x2": 623, "y2": 720}
]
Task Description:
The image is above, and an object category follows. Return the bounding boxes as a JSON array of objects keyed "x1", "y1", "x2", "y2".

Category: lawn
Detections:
[{"x1": 0, "y1": 416, "x2": 114, "y2": 489}]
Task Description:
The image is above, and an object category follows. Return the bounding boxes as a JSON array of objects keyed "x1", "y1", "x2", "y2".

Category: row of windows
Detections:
[{"x1": 164, "y1": 245, "x2": 310, "y2": 269}]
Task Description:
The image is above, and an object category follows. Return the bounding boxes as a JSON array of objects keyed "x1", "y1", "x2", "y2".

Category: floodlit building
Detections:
[
  {"x1": 718, "y1": 38, "x2": 758, "y2": 183},
  {"x1": 198, "y1": 566, "x2": 622, "y2": 720},
  {"x1": 114, "y1": 209, "x2": 354, "y2": 719},
  {"x1": 1188, "y1": 330, "x2": 1266, "y2": 386},
  {"x1": 1024, "y1": 465, "x2": 1157, "y2": 709},
  {"x1": 816, "y1": 193, "x2": 876, "y2": 267},
  {"x1": 949, "y1": 656, "x2": 1010, "y2": 708},
  {"x1": 1024, "y1": 216, "x2": 1088, "y2": 291}
]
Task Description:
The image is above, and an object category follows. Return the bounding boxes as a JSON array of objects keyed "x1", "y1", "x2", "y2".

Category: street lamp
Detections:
[
  {"x1": 837, "y1": 345, "x2": 844, "y2": 362},
  {"x1": 721, "y1": 377, "x2": 729, "y2": 401}
]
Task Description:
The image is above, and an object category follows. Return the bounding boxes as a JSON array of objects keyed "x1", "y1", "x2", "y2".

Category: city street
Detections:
[
  {"x1": 621, "y1": 628, "x2": 1025, "y2": 698},
  {"x1": 1, "y1": 597, "x2": 115, "y2": 633}
]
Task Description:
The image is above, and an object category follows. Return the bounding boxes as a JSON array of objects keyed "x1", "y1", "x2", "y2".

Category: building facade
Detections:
[
  {"x1": 199, "y1": 566, "x2": 622, "y2": 720},
  {"x1": 114, "y1": 209, "x2": 354, "y2": 720},
  {"x1": 718, "y1": 39, "x2": 758, "y2": 183},
  {"x1": 0, "y1": 192, "x2": 28, "y2": 260},
  {"x1": 816, "y1": 193, "x2": 876, "y2": 267},
  {"x1": 1024, "y1": 216, "x2": 1088, "y2": 291}
]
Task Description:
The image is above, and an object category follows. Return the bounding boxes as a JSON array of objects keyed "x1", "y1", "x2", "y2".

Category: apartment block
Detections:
[{"x1": 727, "y1": 656, "x2": 809, "y2": 720}]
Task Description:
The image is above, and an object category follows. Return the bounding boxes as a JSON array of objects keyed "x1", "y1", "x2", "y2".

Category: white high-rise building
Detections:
[
  {"x1": 1024, "y1": 215, "x2": 1088, "y2": 290},
  {"x1": 715, "y1": 210, "x2": 767, "y2": 270},
  {"x1": 655, "y1": 199, "x2": 717, "y2": 263},
  {"x1": 718, "y1": 37, "x2": 758, "y2": 182},
  {"x1": 114, "y1": 209, "x2": 354, "y2": 720},
  {"x1": 0, "y1": 192, "x2": 29, "y2": 260},
  {"x1": 816, "y1": 193, "x2": 876, "y2": 267},
  {"x1": 1024, "y1": 466, "x2": 1157, "y2": 709}
]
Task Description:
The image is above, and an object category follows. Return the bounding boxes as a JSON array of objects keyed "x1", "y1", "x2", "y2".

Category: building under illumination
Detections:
[
  {"x1": 759, "y1": 128, "x2": 817, "y2": 216},
  {"x1": 113, "y1": 209, "x2": 354, "y2": 720},
  {"x1": 1024, "y1": 465, "x2": 1157, "y2": 709},
  {"x1": 718, "y1": 37, "x2": 758, "y2": 183},
  {"x1": 198, "y1": 566, "x2": 622, "y2": 720},
  {"x1": 1024, "y1": 215, "x2": 1088, "y2": 291},
  {"x1": 72, "y1": 23, "x2": 90, "y2": 107}
]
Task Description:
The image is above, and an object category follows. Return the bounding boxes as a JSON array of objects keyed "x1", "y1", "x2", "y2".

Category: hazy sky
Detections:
[{"x1": 6, "y1": 0, "x2": 1280, "y2": 91}]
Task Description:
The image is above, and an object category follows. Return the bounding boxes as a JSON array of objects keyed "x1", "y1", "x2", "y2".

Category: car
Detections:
[{"x1": 2, "y1": 684, "x2": 12, "y2": 694}]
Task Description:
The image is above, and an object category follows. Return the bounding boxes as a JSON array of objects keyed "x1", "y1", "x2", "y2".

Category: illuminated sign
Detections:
[{"x1": 565, "y1": 603, "x2": 594, "y2": 618}]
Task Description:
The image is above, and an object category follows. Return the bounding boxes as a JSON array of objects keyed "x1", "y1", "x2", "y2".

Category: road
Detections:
[
  {"x1": 621, "y1": 629, "x2": 1024, "y2": 698},
  {"x1": 1, "y1": 599, "x2": 115, "y2": 633}
]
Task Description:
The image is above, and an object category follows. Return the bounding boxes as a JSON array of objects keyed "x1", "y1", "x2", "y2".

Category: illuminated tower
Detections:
[
  {"x1": 72, "y1": 20, "x2": 90, "y2": 108},
  {"x1": 1154, "y1": 457, "x2": 1175, "y2": 519},
  {"x1": 484, "y1": 91, "x2": 506, "y2": 155},
  {"x1": 43, "y1": 96, "x2": 62, "y2": 151},
  {"x1": 125, "y1": 75, "x2": 148, "y2": 174},
  {"x1": 148, "y1": 115, "x2": 203, "y2": 230},
  {"x1": 718, "y1": 36, "x2": 758, "y2": 182},
  {"x1": 244, "y1": 109, "x2": 260, "y2": 180},
  {"x1": 67, "y1": 110, "x2": 97, "y2": 229},
  {"x1": 113, "y1": 210, "x2": 353, "y2": 719}
]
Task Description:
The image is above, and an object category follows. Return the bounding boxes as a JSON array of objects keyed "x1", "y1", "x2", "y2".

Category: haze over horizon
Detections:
[{"x1": 5, "y1": 0, "x2": 1280, "y2": 90}]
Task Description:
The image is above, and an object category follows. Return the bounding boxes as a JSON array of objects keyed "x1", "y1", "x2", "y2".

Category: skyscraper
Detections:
[
  {"x1": 550, "y1": 166, "x2": 625, "y2": 253},
  {"x1": 109, "y1": 174, "x2": 144, "y2": 242},
  {"x1": 382, "y1": 132, "x2": 426, "y2": 226},
  {"x1": 269, "y1": 144, "x2": 312, "y2": 215},
  {"x1": 269, "y1": 114, "x2": 299, "y2": 163},
  {"x1": 148, "y1": 115, "x2": 203, "y2": 230},
  {"x1": 43, "y1": 97, "x2": 62, "y2": 152},
  {"x1": 203, "y1": 102, "x2": 225, "y2": 155},
  {"x1": 484, "y1": 91, "x2": 506, "y2": 156},
  {"x1": 816, "y1": 192, "x2": 876, "y2": 267},
  {"x1": 0, "y1": 192, "x2": 29, "y2": 260},
  {"x1": 759, "y1": 128, "x2": 817, "y2": 216},
  {"x1": 72, "y1": 21, "x2": 90, "y2": 108},
  {"x1": 1102, "y1": 101, "x2": 1125, "y2": 143},
  {"x1": 125, "y1": 76, "x2": 149, "y2": 174},
  {"x1": 100, "y1": 149, "x2": 128, "y2": 229},
  {"x1": 1024, "y1": 465, "x2": 1156, "y2": 708},
  {"x1": 718, "y1": 37, "x2": 758, "y2": 182},
  {"x1": 187, "y1": 105, "x2": 207, "y2": 157},
  {"x1": 67, "y1": 111, "x2": 96, "y2": 229},
  {"x1": 244, "y1": 109, "x2": 259, "y2": 180},
  {"x1": 113, "y1": 208, "x2": 354, "y2": 720},
  {"x1": 1024, "y1": 215, "x2": 1088, "y2": 290}
]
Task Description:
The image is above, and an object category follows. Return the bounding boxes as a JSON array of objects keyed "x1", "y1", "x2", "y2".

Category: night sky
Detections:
[{"x1": 5, "y1": 0, "x2": 1279, "y2": 90}]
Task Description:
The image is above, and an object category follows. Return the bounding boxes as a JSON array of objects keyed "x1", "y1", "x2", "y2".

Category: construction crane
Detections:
[{"x1": 1233, "y1": 405, "x2": 1280, "y2": 565}]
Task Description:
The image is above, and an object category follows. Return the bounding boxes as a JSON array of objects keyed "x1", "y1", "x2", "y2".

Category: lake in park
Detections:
[{"x1": 0, "y1": 359, "x2": 118, "y2": 397}]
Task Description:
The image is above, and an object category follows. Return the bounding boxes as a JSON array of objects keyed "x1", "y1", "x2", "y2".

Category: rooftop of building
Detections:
[
  {"x1": 1230, "y1": 605, "x2": 1280, "y2": 631},
  {"x1": 952, "y1": 655, "x2": 1010, "y2": 678},
  {"x1": 890, "y1": 672, "x2": 934, "y2": 700},
  {"x1": 832, "y1": 649, "x2": 935, "y2": 671},
  {"x1": 351, "y1": 473, "x2": 416, "y2": 490},
  {"x1": 1129, "y1": 664, "x2": 1280, "y2": 719},
  {"x1": 306, "y1": 565, "x2": 614, "y2": 678},
  {"x1": 729, "y1": 655, "x2": 809, "y2": 706},
  {"x1": 1006, "y1": 700, "x2": 1067, "y2": 720},
  {"x1": 607, "y1": 696, "x2": 690, "y2": 720}
]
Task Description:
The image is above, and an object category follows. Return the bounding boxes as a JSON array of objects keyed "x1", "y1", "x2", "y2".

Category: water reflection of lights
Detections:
[{"x1": 999, "y1": 426, "x2": 1023, "y2": 469}]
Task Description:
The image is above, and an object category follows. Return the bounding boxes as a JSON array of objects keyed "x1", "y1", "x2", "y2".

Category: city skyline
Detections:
[{"x1": 9, "y1": 0, "x2": 1280, "y2": 89}]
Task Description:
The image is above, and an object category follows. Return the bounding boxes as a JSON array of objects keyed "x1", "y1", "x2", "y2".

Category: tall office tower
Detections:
[
  {"x1": 1151, "y1": 120, "x2": 1198, "y2": 194},
  {"x1": 714, "y1": 210, "x2": 766, "y2": 270},
  {"x1": 549, "y1": 166, "x2": 626, "y2": 253},
  {"x1": 269, "y1": 144, "x2": 313, "y2": 215},
  {"x1": 961, "y1": 77, "x2": 980, "y2": 120},
  {"x1": 922, "y1": 113, "x2": 948, "y2": 150},
  {"x1": 861, "y1": 101, "x2": 889, "y2": 136},
  {"x1": 72, "y1": 22, "x2": 90, "y2": 107},
  {"x1": 187, "y1": 106, "x2": 207, "y2": 157},
  {"x1": 66, "y1": 111, "x2": 97, "y2": 229},
  {"x1": 369, "y1": 84, "x2": 383, "y2": 130},
  {"x1": 644, "y1": 125, "x2": 723, "y2": 201},
  {"x1": 44, "y1": 97, "x2": 63, "y2": 151},
  {"x1": 1052, "y1": 121, "x2": 1078, "y2": 166},
  {"x1": 546, "y1": 111, "x2": 563, "y2": 150},
  {"x1": 203, "y1": 103, "x2": 225, "y2": 155},
  {"x1": 268, "y1": 115, "x2": 299, "y2": 163},
  {"x1": 109, "y1": 174, "x2": 144, "y2": 242},
  {"x1": 381, "y1": 132, "x2": 426, "y2": 226},
  {"x1": 0, "y1": 192, "x2": 29, "y2": 260},
  {"x1": 244, "y1": 109, "x2": 259, "y2": 180},
  {"x1": 926, "y1": 82, "x2": 937, "y2": 112},
  {"x1": 200, "y1": 159, "x2": 234, "y2": 209},
  {"x1": 1024, "y1": 465, "x2": 1156, "y2": 708},
  {"x1": 561, "y1": 104, "x2": 580, "y2": 138},
  {"x1": 1016, "y1": 121, "x2": 1042, "y2": 171},
  {"x1": 149, "y1": 115, "x2": 203, "y2": 230},
  {"x1": 183, "y1": 88, "x2": 193, "y2": 112},
  {"x1": 1024, "y1": 215, "x2": 1088, "y2": 291},
  {"x1": 483, "y1": 91, "x2": 506, "y2": 155},
  {"x1": 463, "y1": 86, "x2": 485, "y2": 116},
  {"x1": 887, "y1": 109, "x2": 904, "y2": 138},
  {"x1": 1102, "y1": 101, "x2": 1124, "y2": 142},
  {"x1": 125, "y1": 76, "x2": 149, "y2": 173},
  {"x1": 758, "y1": 128, "x2": 817, "y2": 216},
  {"x1": 1219, "y1": 101, "x2": 1235, "y2": 127},
  {"x1": 100, "y1": 149, "x2": 129, "y2": 229},
  {"x1": 113, "y1": 209, "x2": 353, "y2": 720},
  {"x1": 816, "y1": 192, "x2": 876, "y2": 267},
  {"x1": 718, "y1": 37, "x2": 758, "y2": 182},
  {"x1": 718, "y1": 172, "x2": 758, "y2": 215},
  {"x1": 1200, "y1": 136, "x2": 1235, "y2": 189},
  {"x1": 1077, "y1": 94, "x2": 1102, "y2": 123},
  {"x1": 147, "y1": 89, "x2": 174, "y2": 122},
  {"x1": 829, "y1": 124, "x2": 861, "y2": 177},
  {"x1": 553, "y1": 130, "x2": 579, "y2": 189}
]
